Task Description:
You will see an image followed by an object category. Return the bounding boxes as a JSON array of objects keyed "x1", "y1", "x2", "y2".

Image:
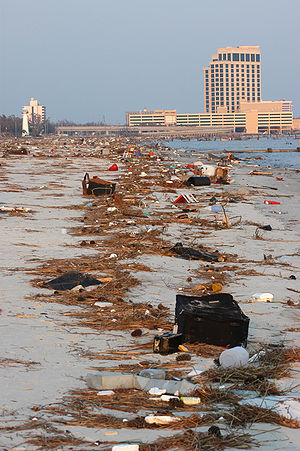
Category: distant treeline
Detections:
[
  {"x1": 56, "y1": 120, "x2": 106, "y2": 126},
  {"x1": 0, "y1": 115, "x2": 106, "y2": 136}
]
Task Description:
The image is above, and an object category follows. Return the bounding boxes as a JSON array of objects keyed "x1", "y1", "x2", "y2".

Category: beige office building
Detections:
[
  {"x1": 23, "y1": 97, "x2": 46, "y2": 123},
  {"x1": 204, "y1": 46, "x2": 261, "y2": 114}
]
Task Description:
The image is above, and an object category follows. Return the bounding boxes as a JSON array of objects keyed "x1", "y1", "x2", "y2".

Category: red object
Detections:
[
  {"x1": 108, "y1": 163, "x2": 118, "y2": 171},
  {"x1": 276, "y1": 177, "x2": 283, "y2": 181},
  {"x1": 174, "y1": 195, "x2": 187, "y2": 204},
  {"x1": 128, "y1": 167, "x2": 132, "y2": 171},
  {"x1": 187, "y1": 164, "x2": 195, "y2": 169},
  {"x1": 264, "y1": 200, "x2": 280, "y2": 205}
]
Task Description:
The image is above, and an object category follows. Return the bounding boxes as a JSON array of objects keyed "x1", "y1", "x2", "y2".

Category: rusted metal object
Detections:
[{"x1": 82, "y1": 172, "x2": 116, "y2": 196}]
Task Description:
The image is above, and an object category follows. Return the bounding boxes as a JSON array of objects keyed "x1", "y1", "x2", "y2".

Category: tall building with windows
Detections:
[
  {"x1": 23, "y1": 97, "x2": 46, "y2": 123},
  {"x1": 203, "y1": 46, "x2": 261, "y2": 113}
]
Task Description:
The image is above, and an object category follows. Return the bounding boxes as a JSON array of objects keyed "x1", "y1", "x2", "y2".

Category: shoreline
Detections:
[{"x1": 0, "y1": 136, "x2": 299, "y2": 449}]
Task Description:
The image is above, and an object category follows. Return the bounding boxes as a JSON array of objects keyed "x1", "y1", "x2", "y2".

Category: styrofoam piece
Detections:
[
  {"x1": 145, "y1": 415, "x2": 180, "y2": 425},
  {"x1": 112, "y1": 444, "x2": 139, "y2": 451},
  {"x1": 97, "y1": 390, "x2": 115, "y2": 396},
  {"x1": 249, "y1": 293, "x2": 274, "y2": 303},
  {"x1": 219, "y1": 346, "x2": 249, "y2": 369},
  {"x1": 149, "y1": 387, "x2": 166, "y2": 396}
]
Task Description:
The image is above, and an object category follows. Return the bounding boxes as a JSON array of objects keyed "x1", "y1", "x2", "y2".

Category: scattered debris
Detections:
[
  {"x1": 170, "y1": 242, "x2": 223, "y2": 262},
  {"x1": 42, "y1": 271, "x2": 102, "y2": 291}
]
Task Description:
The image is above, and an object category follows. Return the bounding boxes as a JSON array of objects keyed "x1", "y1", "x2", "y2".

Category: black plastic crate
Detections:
[
  {"x1": 175, "y1": 293, "x2": 249, "y2": 347},
  {"x1": 153, "y1": 332, "x2": 183, "y2": 355}
]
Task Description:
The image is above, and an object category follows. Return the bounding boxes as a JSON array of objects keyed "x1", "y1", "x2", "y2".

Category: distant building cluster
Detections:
[{"x1": 126, "y1": 46, "x2": 293, "y2": 134}]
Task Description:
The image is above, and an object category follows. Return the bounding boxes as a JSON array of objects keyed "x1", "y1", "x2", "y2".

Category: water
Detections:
[{"x1": 163, "y1": 136, "x2": 300, "y2": 169}]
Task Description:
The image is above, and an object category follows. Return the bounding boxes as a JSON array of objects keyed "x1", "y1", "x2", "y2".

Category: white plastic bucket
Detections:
[{"x1": 219, "y1": 346, "x2": 249, "y2": 369}]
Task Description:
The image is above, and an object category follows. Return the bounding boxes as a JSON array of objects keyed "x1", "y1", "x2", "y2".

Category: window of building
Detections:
[
  {"x1": 256, "y1": 54, "x2": 260, "y2": 62},
  {"x1": 227, "y1": 54, "x2": 231, "y2": 60},
  {"x1": 226, "y1": 64, "x2": 228, "y2": 68},
  {"x1": 257, "y1": 96, "x2": 261, "y2": 100},
  {"x1": 251, "y1": 54, "x2": 255, "y2": 62},
  {"x1": 233, "y1": 53, "x2": 239, "y2": 61},
  {"x1": 218, "y1": 54, "x2": 222, "y2": 60},
  {"x1": 246, "y1": 64, "x2": 249, "y2": 68},
  {"x1": 246, "y1": 54, "x2": 250, "y2": 61},
  {"x1": 241, "y1": 54, "x2": 245, "y2": 61}
]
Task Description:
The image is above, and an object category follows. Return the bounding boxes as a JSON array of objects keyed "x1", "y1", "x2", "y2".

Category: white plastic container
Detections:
[
  {"x1": 201, "y1": 165, "x2": 216, "y2": 176},
  {"x1": 219, "y1": 346, "x2": 249, "y2": 369},
  {"x1": 249, "y1": 293, "x2": 274, "y2": 303}
]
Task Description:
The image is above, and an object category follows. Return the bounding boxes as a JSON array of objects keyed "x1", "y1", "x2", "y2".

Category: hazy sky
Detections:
[{"x1": 1, "y1": 0, "x2": 299, "y2": 123}]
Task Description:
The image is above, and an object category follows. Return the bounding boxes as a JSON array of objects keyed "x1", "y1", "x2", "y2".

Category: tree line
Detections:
[{"x1": 0, "y1": 115, "x2": 106, "y2": 136}]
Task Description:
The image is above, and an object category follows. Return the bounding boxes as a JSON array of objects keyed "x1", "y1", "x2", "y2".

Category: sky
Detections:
[{"x1": 0, "y1": 0, "x2": 299, "y2": 123}]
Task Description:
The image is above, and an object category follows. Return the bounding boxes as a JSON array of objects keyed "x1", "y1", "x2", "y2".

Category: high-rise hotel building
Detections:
[{"x1": 204, "y1": 46, "x2": 261, "y2": 113}]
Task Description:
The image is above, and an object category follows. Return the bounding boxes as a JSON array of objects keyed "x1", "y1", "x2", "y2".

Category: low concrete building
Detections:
[
  {"x1": 126, "y1": 108, "x2": 293, "y2": 134},
  {"x1": 126, "y1": 109, "x2": 176, "y2": 127}
]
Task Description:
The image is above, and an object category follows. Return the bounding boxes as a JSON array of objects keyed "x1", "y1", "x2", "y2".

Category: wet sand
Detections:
[{"x1": 0, "y1": 136, "x2": 299, "y2": 449}]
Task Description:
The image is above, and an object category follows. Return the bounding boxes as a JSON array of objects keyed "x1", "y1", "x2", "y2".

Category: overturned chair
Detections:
[{"x1": 82, "y1": 172, "x2": 116, "y2": 196}]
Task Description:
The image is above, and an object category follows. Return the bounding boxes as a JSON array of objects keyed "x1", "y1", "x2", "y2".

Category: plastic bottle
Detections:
[
  {"x1": 139, "y1": 368, "x2": 166, "y2": 379},
  {"x1": 264, "y1": 200, "x2": 280, "y2": 205}
]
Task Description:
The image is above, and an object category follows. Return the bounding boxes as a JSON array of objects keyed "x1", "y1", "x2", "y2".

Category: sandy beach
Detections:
[{"x1": 0, "y1": 136, "x2": 299, "y2": 450}]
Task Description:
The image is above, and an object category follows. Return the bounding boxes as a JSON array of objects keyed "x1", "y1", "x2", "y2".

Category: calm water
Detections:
[{"x1": 164, "y1": 136, "x2": 300, "y2": 169}]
